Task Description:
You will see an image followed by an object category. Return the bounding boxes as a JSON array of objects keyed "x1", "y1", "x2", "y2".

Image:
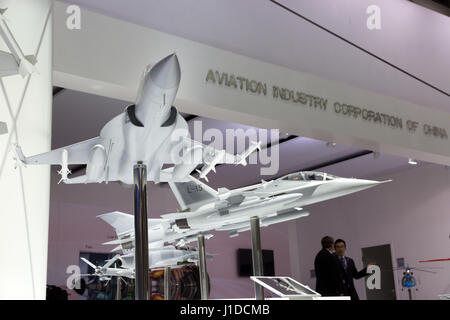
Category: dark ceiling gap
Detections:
[{"x1": 52, "y1": 86, "x2": 65, "y2": 97}]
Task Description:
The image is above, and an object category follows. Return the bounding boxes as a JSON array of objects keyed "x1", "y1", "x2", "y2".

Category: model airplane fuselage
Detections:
[
  {"x1": 102, "y1": 171, "x2": 389, "y2": 241},
  {"x1": 13, "y1": 54, "x2": 258, "y2": 184},
  {"x1": 81, "y1": 246, "x2": 201, "y2": 281},
  {"x1": 163, "y1": 171, "x2": 389, "y2": 237}
]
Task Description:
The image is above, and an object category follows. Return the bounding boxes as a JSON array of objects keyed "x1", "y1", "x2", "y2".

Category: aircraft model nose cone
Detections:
[
  {"x1": 346, "y1": 178, "x2": 390, "y2": 192},
  {"x1": 149, "y1": 53, "x2": 181, "y2": 89}
]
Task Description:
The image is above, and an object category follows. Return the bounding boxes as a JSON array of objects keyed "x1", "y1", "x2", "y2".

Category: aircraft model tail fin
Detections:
[
  {"x1": 97, "y1": 211, "x2": 134, "y2": 235},
  {"x1": 168, "y1": 174, "x2": 218, "y2": 211}
]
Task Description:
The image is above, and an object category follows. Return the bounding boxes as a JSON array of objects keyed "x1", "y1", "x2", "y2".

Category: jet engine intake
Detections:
[{"x1": 86, "y1": 144, "x2": 107, "y2": 182}]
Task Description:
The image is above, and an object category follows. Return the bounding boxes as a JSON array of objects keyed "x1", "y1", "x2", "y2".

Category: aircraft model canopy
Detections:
[{"x1": 278, "y1": 171, "x2": 339, "y2": 181}]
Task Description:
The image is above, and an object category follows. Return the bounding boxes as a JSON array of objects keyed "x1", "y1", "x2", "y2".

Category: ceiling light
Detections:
[
  {"x1": 408, "y1": 158, "x2": 418, "y2": 165},
  {"x1": 326, "y1": 142, "x2": 337, "y2": 148}
]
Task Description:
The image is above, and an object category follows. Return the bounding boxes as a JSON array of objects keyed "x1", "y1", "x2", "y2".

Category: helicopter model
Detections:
[{"x1": 395, "y1": 264, "x2": 438, "y2": 300}]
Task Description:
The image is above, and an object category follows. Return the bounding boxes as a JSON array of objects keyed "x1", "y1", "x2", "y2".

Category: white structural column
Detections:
[
  {"x1": 287, "y1": 220, "x2": 302, "y2": 281},
  {"x1": 0, "y1": 0, "x2": 52, "y2": 299}
]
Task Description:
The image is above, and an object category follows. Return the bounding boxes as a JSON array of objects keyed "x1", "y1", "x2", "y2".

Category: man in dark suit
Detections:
[
  {"x1": 314, "y1": 236, "x2": 343, "y2": 296},
  {"x1": 334, "y1": 239, "x2": 370, "y2": 300}
]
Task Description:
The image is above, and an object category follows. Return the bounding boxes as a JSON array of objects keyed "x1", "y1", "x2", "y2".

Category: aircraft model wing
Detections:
[
  {"x1": 183, "y1": 138, "x2": 261, "y2": 166},
  {"x1": 13, "y1": 137, "x2": 106, "y2": 165}
]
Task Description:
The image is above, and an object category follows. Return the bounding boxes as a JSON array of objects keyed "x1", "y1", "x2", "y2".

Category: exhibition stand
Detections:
[
  {"x1": 133, "y1": 162, "x2": 150, "y2": 300},
  {"x1": 198, "y1": 234, "x2": 210, "y2": 300}
]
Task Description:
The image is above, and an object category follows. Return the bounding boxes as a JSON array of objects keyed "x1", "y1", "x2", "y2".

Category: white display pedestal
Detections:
[{"x1": 250, "y1": 276, "x2": 351, "y2": 300}]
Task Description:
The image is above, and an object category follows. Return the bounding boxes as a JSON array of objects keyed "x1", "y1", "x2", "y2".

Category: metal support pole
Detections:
[
  {"x1": 198, "y1": 234, "x2": 209, "y2": 300},
  {"x1": 116, "y1": 277, "x2": 121, "y2": 300},
  {"x1": 164, "y1": 266, "x2": 171, "y2": 300},
  {"x1": 250, "y1": 216, "x2": 264, "y2": 300},
  {"x1": 133, "y1": 162, "x2": 149, "y2": 300}
]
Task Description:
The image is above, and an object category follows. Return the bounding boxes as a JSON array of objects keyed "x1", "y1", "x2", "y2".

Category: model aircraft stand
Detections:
[
  {"x1": 133, "y1": 162, "x2": 150, "y2": 300},
  {"x1": 198, "y1": 234, "x2": 209, "y2": 300},
  {"x1": 250, "y1": 216, "x2": 265, "y2": 300},
  {"x1": 164, "y1": 266, "x2": 171, "y2": 300},
  {"x1": 116, "y1": 276, "x2": 121, "y2": 300}
]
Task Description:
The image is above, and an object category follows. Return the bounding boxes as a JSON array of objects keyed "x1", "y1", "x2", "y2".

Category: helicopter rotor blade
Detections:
[{"x1": 411, "y1": 268, "x2": 437, "y2": 274}]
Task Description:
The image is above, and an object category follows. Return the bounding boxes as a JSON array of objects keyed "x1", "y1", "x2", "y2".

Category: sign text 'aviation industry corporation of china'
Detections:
[{"x1": 205, "y1": 69, "x2": 447, "y2": 140}]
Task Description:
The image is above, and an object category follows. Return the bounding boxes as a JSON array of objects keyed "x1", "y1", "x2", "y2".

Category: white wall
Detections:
[
  {"x1": 292, "y1": 162, "x2": 450, "y2": 300},
  {"x1": 0, "y1": 0, "x2": 52, "y2": 299}
]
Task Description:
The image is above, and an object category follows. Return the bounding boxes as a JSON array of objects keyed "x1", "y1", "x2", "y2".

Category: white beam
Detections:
[{"x1": 0, "y1": 0, "x2": 53, "y2": 300}]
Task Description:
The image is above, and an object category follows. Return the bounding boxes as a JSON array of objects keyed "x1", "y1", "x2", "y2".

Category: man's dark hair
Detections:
[
  {"x1": 321, "y1": 236, "x2": 334, "y2": 249},
  {"x1": 334, "y1": 239, "x2": 346, "y2": 248}
]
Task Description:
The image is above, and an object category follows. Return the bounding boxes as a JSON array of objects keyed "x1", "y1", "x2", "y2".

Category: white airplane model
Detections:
[
  {"x1": 12, "y1": 53, "x2": 258, "y2": 184},
  {"x1": 162, "y1": 171, "x2": 390, "y2": 237},
  {"x1": 80, "y1": 246, "x2": 203, "y2": 281},
  {"x1": 0, "y1": 8, "x2": 38, "y2": 78},
  {"x1": 97, "y1": 211, "x2": 214, "y2": 251},
  {"x1": 99, "y1": 171, "x2": 389, "y2": 242}
]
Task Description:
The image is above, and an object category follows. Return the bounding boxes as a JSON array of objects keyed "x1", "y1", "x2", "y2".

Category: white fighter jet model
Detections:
[
  {"x1": 97, "y1": 211, "x2": 214, "y2": 251},
  {"x1": 12, "y1": 53, "x2": 259, "y2": 184},
  {"x1": 82, "y1": 211, "x2": 213, "y2": 281},
  {"x1": 162, "y1": 171, "x2": 389, "y2": 238},
  {"x1": 80, "y1": 246, "x2": 202, "y2": 281},
  {"x1": 0, "y1": 8, "x2": 38, "y2": 78}
]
